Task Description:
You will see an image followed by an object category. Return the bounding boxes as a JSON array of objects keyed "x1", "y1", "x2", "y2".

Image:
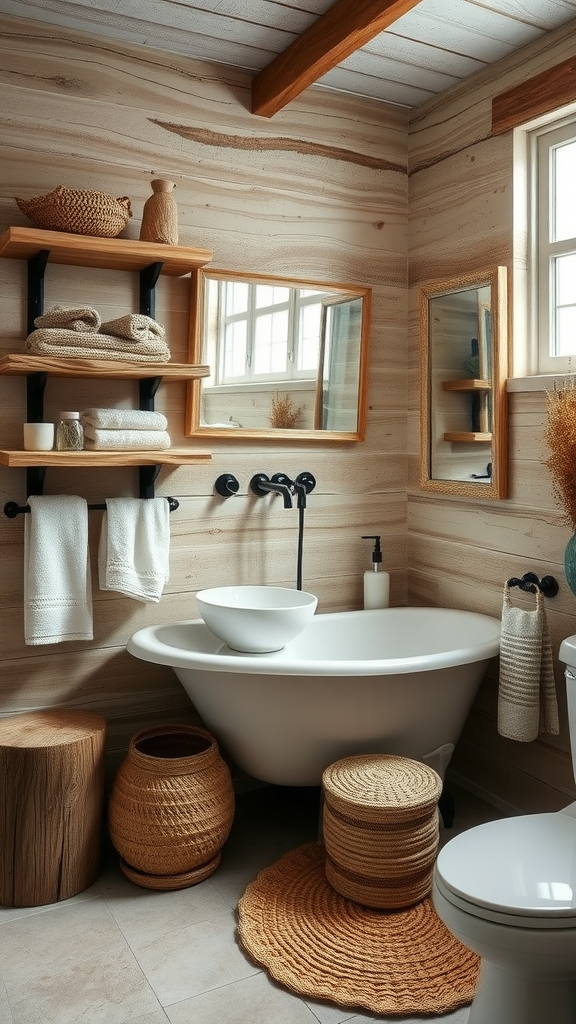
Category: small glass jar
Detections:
[{"x1": 56, "y1": 411, "x2": 84, "y2": 451}]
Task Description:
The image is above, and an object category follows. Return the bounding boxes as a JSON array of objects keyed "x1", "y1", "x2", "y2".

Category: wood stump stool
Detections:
[
  {"x1": 0, "y1": 709, "x2": 106, "y2": 907},
  {"x1": 322, "y1": 754, "x2": 442, "y2": 909}
]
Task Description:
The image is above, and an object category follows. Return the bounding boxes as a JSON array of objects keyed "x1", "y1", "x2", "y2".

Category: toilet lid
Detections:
[{"x1": 436, "y1": 813, "x2": 576, "y2": 918}]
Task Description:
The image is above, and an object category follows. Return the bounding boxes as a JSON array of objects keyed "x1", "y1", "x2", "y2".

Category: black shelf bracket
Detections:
[
  {"x1": 139, "y1": 464, "x2": 162, "y2": 499},
  {"x1": 139, "y1": 376, "x2": 162, "y2": 412},
  {"x1": 139, "y1": 262, "x2": 163, "y2": 318},
  {"x1": 26, "y1": 466, "x2": 47, "y2": 498},
  {"x1": 27, "y1": 249, "x2": 50, "y2": 333},
  {"x1": 26, "y1": 370, "x2": 48, "y2": 423}
]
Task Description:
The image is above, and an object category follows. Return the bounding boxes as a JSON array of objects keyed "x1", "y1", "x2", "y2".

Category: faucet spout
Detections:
[{"x1": 250, "y1": 474, "x2": 293, "y2": 509}]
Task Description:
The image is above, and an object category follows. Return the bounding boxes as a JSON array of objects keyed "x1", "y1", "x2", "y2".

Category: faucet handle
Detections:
[
  {"x1": 250, "y1": 473, "x2": 272, "y2": 496},
  {"x1": 271, "y1": 473, "x2": 293, "y2": 489},
  {"x1": 215, "y1": 473, "x2": 240, "y2": 497},
  {"x1": 294, "y1": 472, "x2": 316, "y2": 494}
]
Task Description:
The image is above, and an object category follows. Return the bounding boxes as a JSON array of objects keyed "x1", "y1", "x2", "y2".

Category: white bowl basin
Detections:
[{"x1": 196, "y1": 585, "x2": 318, "y2": 653}]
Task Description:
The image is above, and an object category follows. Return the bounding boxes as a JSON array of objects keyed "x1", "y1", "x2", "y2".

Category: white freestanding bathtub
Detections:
[{"x1": 127, "y1": 606, "x2": 500, "y2": 786}]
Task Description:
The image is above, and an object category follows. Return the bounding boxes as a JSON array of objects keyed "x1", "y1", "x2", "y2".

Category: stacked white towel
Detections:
[
  {"x1": 98, "y1": 497, "x2": 170, "y2": 603},
  {"x1": 498, "y1": 583, "x2": 559, "y2": 742},
  {"x1": 24, "y1": 495, "x2": 93, "y2": 644},
  {"x1": 81, "y1": 408, "x2": 171, "y2": 451}
]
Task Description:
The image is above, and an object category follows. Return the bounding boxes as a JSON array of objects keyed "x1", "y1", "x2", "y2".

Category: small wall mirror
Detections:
[
  {"x1": 419, "y1": 267, "x2": 508, "y2": 498},
  {"x1": 186, "y1": 269, "x2": 371, "y2": 441}
]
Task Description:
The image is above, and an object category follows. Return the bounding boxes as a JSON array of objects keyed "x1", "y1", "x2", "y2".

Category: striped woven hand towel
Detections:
[{"x1": 497, "y1": 583, "x2": 559, "y2": 741}]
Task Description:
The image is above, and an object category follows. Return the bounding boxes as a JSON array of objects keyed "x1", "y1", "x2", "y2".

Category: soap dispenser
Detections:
[{"x1": 361, "y1": 535, "x2": 390, "y2": 610}]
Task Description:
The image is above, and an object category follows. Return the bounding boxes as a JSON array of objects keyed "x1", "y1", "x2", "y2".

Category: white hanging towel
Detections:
[
  {"x1": 98, "y1": 497, "x2": 170, "y2": 603},
  {"x1": 497, "y1": 583, "x2": 559, "y2": 741},
  {"x1": 24, "y1": 495, "x2": 93, "y2": 645}
]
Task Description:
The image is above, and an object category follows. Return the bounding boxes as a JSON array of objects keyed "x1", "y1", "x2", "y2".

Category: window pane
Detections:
[
  {"x1": 553, "y1": 140, "x2": 576, "y2": 242},
  {"x1": 223, "y1": 321, "x2": 247, "y2": 377},
  {"x1": 298, "y1": 303, "x2": 321, "y2": 371},
  {"x1": 556, "y1": 252, "x2": 576, "y2": 304},
  {"x1": 556, "y1": 305, "x2": 576, "y2": 357},
  {"x1": 224, "y1": 282, "x2": 249, "y2": 316},
  {"x1": 255, "y1": 285, "x2": 289, "y2": 308},
  {"x1": 553, "y1": 253, "x2": 576, "y2": 356},
  {"x1": 254, "y1": 311, "x2": 288, "y2": 373}
]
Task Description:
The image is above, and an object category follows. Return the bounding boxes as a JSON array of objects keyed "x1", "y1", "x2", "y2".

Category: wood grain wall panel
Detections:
[
  {"x1": 408, "y1": 21, "x2": 576, "y2": 813},
  {"x1": 0, "y1": 14, "x2": 408, "y2": 778}
]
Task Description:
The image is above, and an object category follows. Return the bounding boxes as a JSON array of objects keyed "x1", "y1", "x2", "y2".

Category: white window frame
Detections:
[{"x1": 528, "y1": 116, "x2": 576, "y2": 375}]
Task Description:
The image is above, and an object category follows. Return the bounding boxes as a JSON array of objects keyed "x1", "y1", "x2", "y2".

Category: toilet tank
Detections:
[{"x1": 559, "y1": 634, "x2": 576, "y2": 785}]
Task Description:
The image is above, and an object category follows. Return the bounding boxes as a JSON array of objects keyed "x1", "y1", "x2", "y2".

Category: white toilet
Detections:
[{"x1": 432, "y1": 632, "x2": 576, "y2": 1024}]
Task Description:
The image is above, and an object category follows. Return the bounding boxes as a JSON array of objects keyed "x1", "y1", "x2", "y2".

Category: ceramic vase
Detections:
[
  {"x1": 108, "y1": 725, "x2": 234, "y2": 889},
  {"x1": 139, "y1": 178, "x2": 178, "y2": 245},
  {"x1": 565, "y1": 533, "x2": 576, "y2": 597}
]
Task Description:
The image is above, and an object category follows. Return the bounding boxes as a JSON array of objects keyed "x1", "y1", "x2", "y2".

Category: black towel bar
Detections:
[
  {"x1": 507, "y1": 572, "x2": 559, "y2": 597},
  {"x1": 3, "y1": 497, "x2": 179, "y2": 518}
]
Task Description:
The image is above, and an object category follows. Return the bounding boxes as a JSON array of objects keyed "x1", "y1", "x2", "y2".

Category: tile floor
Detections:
[{"x1": 0, "y1": 782, "x2": 501, "y2": 1024}]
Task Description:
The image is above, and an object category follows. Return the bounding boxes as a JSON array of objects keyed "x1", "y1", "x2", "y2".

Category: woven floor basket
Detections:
[
  {"x1": 322, "y1": 754, "x2": 442, "y2": 909},
  {"x1": 108, "y1": 725, "x2": 234, "y2": 890},
  {"x1": 15, "y1": 185, "x2": 132, "y2": 237}
]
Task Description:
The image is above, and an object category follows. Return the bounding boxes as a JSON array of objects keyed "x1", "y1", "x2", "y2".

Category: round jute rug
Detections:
[{"x1": 237, "y1": 842, "x2": 479, "y2": 1017}]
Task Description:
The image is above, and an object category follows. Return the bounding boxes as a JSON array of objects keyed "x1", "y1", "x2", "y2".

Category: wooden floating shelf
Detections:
[
  {"x1": 0, "y1": 226, "x2": 213, "y2": 276},
  {"x1": 0, "y1": 449, "x2": 212, "y2": 468},
  {"x1": 0, "y1": 354, "x2": 210, "y2": 380},
  {"x1": 441, "y1": 378, "x2": 492, "y2": 391},
  {"x1": 443, "y1": 431, "x2": 492, "y2": 443}
]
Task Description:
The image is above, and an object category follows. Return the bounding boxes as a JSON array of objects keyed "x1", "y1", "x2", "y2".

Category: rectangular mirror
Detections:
[
  {"x1": 419, "y1": 267, "x2": 508, "y2": 498},
  {"x1": 186, "y1": 269, "x2": 371, "y2": 441}
]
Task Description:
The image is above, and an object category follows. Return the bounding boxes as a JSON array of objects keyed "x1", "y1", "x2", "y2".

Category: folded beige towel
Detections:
[
  {"x1": 26, "y1": 327, "x2": 171, "y2": 362},
  {"x1": 83, "y1": 427, "x2": 171, "y2": 450},
  {"x1": 34, "y1": 304, "x2": 101, "y2": 332},
  {"x1": 81, "y1": 408, "x2": 168, "y2": 431},
  {"x1": 100, "y1": 314, "x2": 165, "y2": 343},
  {"x1": 498, "y1": 584, "x2": 559, "y2": 742}
]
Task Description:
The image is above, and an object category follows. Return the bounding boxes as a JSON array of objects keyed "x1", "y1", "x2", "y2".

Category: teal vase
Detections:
[{"x1": 565, "y1": 533, "x2": 576, "y2": 597}]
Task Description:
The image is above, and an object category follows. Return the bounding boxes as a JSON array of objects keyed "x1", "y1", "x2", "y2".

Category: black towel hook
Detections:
[{"x1": 507, "y1": 572, "x2": 559, "y2": 597}]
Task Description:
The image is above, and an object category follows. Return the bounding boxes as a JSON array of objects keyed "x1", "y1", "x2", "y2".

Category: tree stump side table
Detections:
[{"x1": 0, "y1": 709, "x2": 107, "y2": 907}]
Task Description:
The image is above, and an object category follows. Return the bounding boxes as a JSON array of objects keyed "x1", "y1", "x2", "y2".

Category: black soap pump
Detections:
[{"x1": 361, "y1": 535, "x2": 390, "y2": 610}]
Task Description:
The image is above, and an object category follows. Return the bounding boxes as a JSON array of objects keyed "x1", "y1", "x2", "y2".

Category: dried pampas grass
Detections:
[
  {"x1": 269, "y1": 392, "x2": 301, "y2": 430},
  {"x1": 543, "y1": 378, "x2": 576, "y2": 531}
]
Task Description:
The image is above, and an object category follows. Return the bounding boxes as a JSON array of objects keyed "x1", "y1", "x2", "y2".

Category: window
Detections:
[
  {"x1": 531, "y1": 118, "x2": 576, "y2": 374},
  {"x1": 215, "y1": 280, "x2": 331, "y2": 386}
]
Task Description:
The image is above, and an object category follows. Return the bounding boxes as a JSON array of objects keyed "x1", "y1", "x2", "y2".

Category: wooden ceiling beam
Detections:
[{"x1": 251, "y1": 0, "x2": 422, "y2": 118}]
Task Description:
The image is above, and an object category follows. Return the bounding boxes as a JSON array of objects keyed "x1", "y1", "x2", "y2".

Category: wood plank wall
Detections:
[
  {"x1": 0, "y1": 15, "x2": 408, "y2": 785},
  {"x1": 3, "y1": 11, "x2": 576, "y2": 812},
  {"x1": 408, "y1": 18, "x2": 576, "y2": 813}
]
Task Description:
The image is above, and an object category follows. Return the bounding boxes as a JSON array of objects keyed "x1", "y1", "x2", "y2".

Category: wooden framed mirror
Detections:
[
  {"x1": 419, "y1": 267, "x2": 508, "y2": 498},
  {"x1": 185, "y1": 269, "x2": 371, "y2": 442}
]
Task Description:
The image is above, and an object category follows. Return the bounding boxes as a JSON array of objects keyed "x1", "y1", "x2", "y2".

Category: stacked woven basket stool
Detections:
[
  {"x1": 322, "y1": 752, "x2": 442, "y2": 909},
  {"x1": 237, "y1": 750, "x2": 481, "y2": 1016}
]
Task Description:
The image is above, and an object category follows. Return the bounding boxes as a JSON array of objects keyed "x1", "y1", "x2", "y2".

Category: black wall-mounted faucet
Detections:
[{"x1": 250, "y1": 473, "x2": 293, "y2": 509}]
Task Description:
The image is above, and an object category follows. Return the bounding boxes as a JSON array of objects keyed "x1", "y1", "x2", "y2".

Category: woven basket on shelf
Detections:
[
  {"x1": 15, "y1": 185, "x2": 132, "y2": 237},
  {"x1": 108, "y1": 725, "x2": 235, "y2": 890},
  {"x1": 322, "y1": 754, "x2": 442, "y2": 909}
]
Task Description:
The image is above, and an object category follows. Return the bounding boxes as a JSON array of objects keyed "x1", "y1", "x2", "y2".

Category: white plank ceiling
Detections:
[{"x1": 1, "y1": 0, "x2": 575, "y2": 111}]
